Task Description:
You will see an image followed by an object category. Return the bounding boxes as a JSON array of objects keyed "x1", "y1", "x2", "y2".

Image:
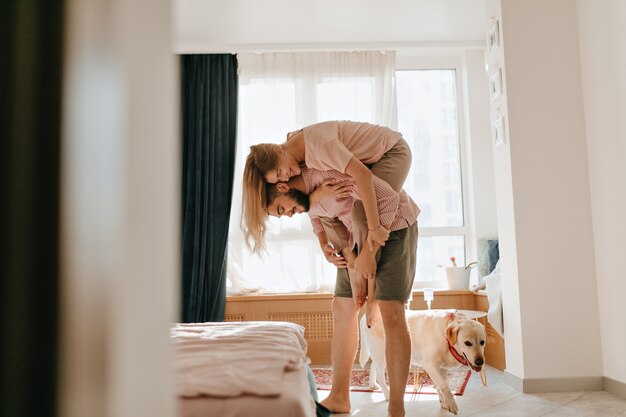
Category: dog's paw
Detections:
[
  {"x1": 379, "y1": 384, "x2": 390, "y2": 401},
  {"x1": 445, "y1": 397, "x2": 458, "y2": 414},
  {"x1": 439, "y1": 393, "x2": 458, "y2": 415},
  {"x1": 437, "y1": 391, "x2": 445, "y2": 407}
]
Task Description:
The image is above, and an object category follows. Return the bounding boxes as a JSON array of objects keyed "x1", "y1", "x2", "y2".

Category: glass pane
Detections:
[
  {"x1": 238, "y1": 79, "x2": 298, "y2": 139},
  {"x1": 317, "y1": 77, "x2": 375, "y2": 122},
  {"x1": 396, "y1": 70, "x2": 464, "y2": 228},
  {"x1": 228, "y1": 79, "x2": 336, "y2": 293},
  {"x1": 415, "y1": 235, "x2": 466, "y2": 287},
  {"x1": 236, "y1": 237, "x2": 336, "y2": 293}
]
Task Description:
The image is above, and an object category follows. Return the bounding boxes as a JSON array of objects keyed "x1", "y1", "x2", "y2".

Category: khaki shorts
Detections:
[{"x1": 334, "y1": 222, "x2": 418, "y2": 302}]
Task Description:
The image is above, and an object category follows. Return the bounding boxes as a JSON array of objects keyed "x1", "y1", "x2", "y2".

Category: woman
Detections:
[{"x1": 242, "y1": 120, "x2": 412, "y2": 279}]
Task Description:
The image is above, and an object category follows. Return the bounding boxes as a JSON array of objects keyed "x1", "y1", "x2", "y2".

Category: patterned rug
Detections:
[{"x1": 312, "y1": 366, "x2": 471, "y2": 396}]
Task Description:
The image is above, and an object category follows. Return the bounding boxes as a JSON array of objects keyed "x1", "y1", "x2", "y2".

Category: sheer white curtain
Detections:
[{"x1": 227, "y1": 51, "x2": 397, "y2": 294}]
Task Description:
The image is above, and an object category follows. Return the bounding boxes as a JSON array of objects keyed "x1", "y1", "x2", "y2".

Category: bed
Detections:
[{"x1": 172, "y1": 321, "x2": 319, "y2": 417}]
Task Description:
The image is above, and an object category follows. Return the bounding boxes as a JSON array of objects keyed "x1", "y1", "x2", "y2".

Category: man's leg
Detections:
[
  {"x1": 378, "y1": 300, "x2": 411, "y2": 417},
  {"x1": 320, "y1": 296, "x2": 359, "y2": 414},
  {"x1": 373, "y1": 224, "x2": 418, "y2": 417}
]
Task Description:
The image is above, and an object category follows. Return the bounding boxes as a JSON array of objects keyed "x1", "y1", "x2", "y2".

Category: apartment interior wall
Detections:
[
  {"x1": 462, "y1": 49, "x2": 499, "y2": 272},
  {"x1": 576, "y1": 0, "x2": 626, "y2": 388},
  {"x1": 60, "y1": 0, "x2": 179, "y2": 416},
  {"x1": 487, "y1": 0, "x2": 603, "y2": 388}
]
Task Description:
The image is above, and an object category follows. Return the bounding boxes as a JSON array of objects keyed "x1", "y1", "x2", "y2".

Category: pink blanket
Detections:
[{"x1": 171, "y1": 321, "x2": 308, "y2": 398}]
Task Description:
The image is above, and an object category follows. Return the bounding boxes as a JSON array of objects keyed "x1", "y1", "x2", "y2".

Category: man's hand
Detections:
[
  {"x1": 354, "y1": 249, "x2": 377, "y2": 280},
  {"x1": 322, "y1": 244, "x2": 347, "y2": 268}
]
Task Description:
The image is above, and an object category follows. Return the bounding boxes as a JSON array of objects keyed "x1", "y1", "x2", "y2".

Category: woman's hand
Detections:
[
  {"x1": 322, "y1": 244, "x2": 347, "y2": 268},
  {"x1": 309, "y1": 180, "x2": 352, "y2": 205},
  {"x1": 366, "y1": 224, "x2": 390, "y2": 251}
]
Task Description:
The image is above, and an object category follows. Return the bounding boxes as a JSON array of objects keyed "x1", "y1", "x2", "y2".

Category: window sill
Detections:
[
  {"x1": 226, "y1": 292, "x2": 334, "y2": 302},
  {"x1": 226, "y1": 289, "x2": 480, "y2": 302}
]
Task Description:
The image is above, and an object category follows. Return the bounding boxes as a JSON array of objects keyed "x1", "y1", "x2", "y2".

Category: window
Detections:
[
  {"x1": 227, "y1": 53, "x2": 470, "y2": 293},
  {"x1": 396, "y1": 68, "x2": 469, "y2": 288}
]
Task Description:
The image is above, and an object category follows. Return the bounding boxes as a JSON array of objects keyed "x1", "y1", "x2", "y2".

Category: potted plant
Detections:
[{"x1": 443, "y1": 257, "x2": 477, "y2": 290}]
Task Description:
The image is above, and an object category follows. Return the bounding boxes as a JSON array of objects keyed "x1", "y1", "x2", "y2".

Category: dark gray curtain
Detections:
[
  {"x1": 180, "y1": 54, "x2": 238, "y2": 323},
  {"x1": 0, "y1": 2, "x2": 63, "y2": 417}
]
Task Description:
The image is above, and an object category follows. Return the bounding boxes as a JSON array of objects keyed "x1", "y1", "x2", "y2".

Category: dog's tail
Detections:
[{"x1": 358, "y1": 315, "x2": 370, "y2": 368}]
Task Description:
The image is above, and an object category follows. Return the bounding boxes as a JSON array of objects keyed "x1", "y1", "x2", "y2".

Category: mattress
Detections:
[
  {"x1": 179, "y1": 365, "x2": 315, "y2": 417},
  {"x1": 173, "y1": 321, "x2": 317, "y2": 417}
]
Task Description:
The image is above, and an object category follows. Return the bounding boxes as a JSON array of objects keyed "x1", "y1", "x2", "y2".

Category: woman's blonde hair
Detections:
[{"x1": 241, "y1": 143, "x2": 281, "y2": 253}]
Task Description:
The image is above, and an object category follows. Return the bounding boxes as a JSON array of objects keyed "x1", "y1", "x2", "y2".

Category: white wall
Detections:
[
  {"x1": 60, "y1": 0, "x2": 179, "y2": 416},
  {"x1": 483, "y1": 0, "x2": 525, "y2": 379},
  {"x1": 576, "y1": 0, "x2": 626, "y2": 386},
  {"x1": 486, "y1": 0, "x2": 603, "y2": 386},
  {"x1": 462, "y1": 50, "x2": 499, "y2": 265},
  {"x1": 174, "y1": 0, "x2": 486, "y2": 52}
]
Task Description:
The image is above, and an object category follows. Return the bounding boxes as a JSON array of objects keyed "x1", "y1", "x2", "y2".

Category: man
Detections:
[{"x1": 265, "y1": 167, "x2": 419, "y2": 417}]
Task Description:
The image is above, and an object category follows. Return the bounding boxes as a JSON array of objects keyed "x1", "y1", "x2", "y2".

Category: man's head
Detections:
[{"x1": 265, "y1": 182, "x2": 310, "y2": 218}]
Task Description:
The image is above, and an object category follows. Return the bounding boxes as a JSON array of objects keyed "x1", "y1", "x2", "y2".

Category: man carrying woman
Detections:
[{"x1": 241, "y1": 121, "x2": 417, "y2": 417}]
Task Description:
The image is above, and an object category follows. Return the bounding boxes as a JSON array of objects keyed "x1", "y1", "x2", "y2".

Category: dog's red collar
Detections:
[
  {"x1": 447, "y1": 340, "x2": 469, "y2": 366},
  {"x1": 447, "y1": 311, "x2": 471, "y2": 368}
]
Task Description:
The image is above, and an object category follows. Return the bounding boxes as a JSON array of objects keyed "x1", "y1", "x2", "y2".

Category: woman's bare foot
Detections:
[
  {"x1": 366, "y1": 301, "x2": 382, "y2": 328},
  {"x1": 320, "y1": 395, "x2": 351, "y2": 414},
  {"x1": 347, "y1": 268, "x2": 366, "y2": 308}
]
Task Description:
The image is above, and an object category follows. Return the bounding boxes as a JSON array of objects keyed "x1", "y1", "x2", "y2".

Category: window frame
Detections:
[{"x1": 395, "y1": 55, "x2": 473, "y2": 289}]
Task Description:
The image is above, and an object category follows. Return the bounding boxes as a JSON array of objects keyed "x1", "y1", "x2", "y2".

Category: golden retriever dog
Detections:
[{"x1": 359, "y1": 309, "x2": 487, "y2": 415}]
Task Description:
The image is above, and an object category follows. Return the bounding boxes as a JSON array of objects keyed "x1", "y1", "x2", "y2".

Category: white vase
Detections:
[{"x1": 444, "y1": 266, "x2": 471, "y2": 290}]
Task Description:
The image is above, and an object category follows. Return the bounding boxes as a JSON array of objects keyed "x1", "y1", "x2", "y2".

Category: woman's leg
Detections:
[
  {"x1": 351, "y1": 137, "x2": 413, "y2": 253},
  {"x1": 353, "y1": 138, "x2": 412, "y2": 323},
  {"x1": 319, "y1": 216, "x2": 350, "y2": 253},
  {"x1": 371, "y1": 137, "x2": 412, "y2": 191}
]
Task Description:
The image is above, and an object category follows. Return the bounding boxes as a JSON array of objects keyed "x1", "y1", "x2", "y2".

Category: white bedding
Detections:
[
  {"x1": 172, "y1": 321, "x2": 309, "y2": 397},
  {"x1": 485, "y1": 262, "x2": 504, "y2": 337}
]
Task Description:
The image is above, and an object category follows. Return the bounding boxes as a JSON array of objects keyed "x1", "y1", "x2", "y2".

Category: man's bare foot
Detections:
[
  {"x1": 320, "y1": 396, "x2": 351, "y2": 414},
  {"x1": 387, "y1": 405, "x2": 406, "y2": 417},
  {"x1": 366, "y1": 301, "x2": 382, "y2": 328}
]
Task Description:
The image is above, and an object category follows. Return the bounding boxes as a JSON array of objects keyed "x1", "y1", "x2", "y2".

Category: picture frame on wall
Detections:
[
  {"x1": 492, "y1": 115, "x2": 506, "y2": 148},
  {"x1": 489, "y1": 67, "x2": 503, "y2": 100},
  {"x1": 487, "y1": 18, "x2": 500, "y2": 52}
]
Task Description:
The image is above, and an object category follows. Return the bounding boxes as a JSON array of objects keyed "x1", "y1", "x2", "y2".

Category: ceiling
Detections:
[{"x1": 174, "y1": 0, "x2": 487, "y2": 53}]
